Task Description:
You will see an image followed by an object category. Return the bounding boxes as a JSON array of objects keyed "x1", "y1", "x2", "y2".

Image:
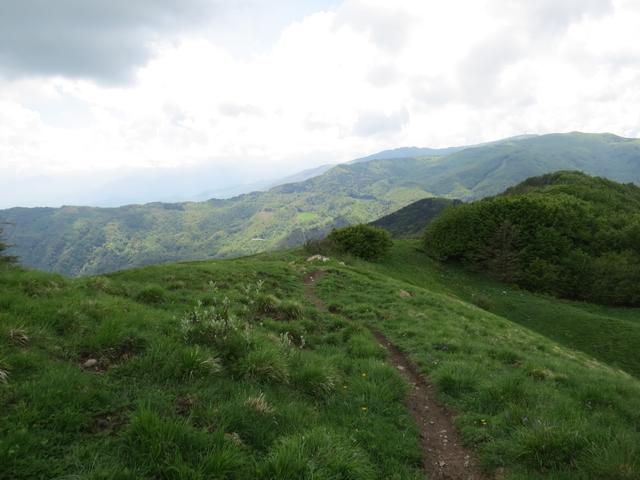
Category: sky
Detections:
[{"x1": 1, "y1": 0, "x2": 639, "y2": 208}]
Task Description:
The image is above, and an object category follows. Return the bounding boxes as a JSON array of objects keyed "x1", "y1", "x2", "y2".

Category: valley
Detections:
[{"x1": 3, "y1": 132, "x2": 640, "y2": 277}]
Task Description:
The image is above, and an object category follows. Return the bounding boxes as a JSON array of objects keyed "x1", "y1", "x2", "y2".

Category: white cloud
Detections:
[{"x1": 1, "y1": 0, "x2": 640, "y2": 207}]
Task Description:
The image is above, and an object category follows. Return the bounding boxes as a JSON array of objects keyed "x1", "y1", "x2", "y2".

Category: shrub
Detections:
[
  {"x1": 134, "y1": 285, "x2": 167, "y2": 305},
  {"x1": 327, "y1": 224, "x2": 392, "y2": 261}
]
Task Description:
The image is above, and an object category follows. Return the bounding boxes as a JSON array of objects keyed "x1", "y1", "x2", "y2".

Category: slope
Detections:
[
  {"x1": 370, "y1": 197, "x2": 461, "y2": 238},
  {"x1": 2, "y1": 244, "x2": 640, "y2": 479}
]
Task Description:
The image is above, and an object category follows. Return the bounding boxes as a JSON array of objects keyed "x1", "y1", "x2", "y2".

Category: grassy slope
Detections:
[
  {"x1": 363, "y1": 241, "x2": 640, "y2": 378},
  {"x1": 4, "y1": 132, "x2": 640, "y2": 277},
  {"x1": 0, "y1": 258, "x2": 423, "y2": 480},
  {"x1": 316, "y1": 245, "x2": 640, "y2": 479},
  {"x1": 2, "y1": 243, "x2": 640, "y2": 479}
]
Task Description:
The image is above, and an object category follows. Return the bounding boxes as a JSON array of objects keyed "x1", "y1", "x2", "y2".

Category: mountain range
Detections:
[{"x1": 2, "y1": 132, "x2": 640, "y2": 276}]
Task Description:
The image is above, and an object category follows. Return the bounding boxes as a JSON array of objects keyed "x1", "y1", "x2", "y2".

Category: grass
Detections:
[
  {"x1": 316, "y1": 243, "x2": 640, "y2": 479},
  {"x1": 361, "y1": 240, "x2": 640, "y2": 378},
  {"x1": 2, "y1": 241, "x2": 640, "y2": 479},
  {"x1": 0, "y1": 257, "x2": 422, "y2": 480}
]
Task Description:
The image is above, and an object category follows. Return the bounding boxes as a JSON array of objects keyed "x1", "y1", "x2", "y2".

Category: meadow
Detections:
[{"x1": 2, "y1": 241, "x2": 640, "y2": 479}]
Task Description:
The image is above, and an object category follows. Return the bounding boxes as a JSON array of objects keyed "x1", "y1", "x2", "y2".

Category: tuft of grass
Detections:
[
  {"x1": 0, "y1": 358, "x2": 9, "y2": 384},
  {"x1": 8, "y1": 328, "x2": 29, "y2": 347},
  {"x1": 236, "y1": 344, "x2": 290, "y2": 384},
  {"x1": 259, "y1": 427, "x2": 376, "y2": 480},
  {"x1": 245, "y1": 391, "x2": 275, "y2": 414},
  {"x1": 278, "y1": 300, "x2": 304, "y2": 321},
  {"x1": 290, "y1": 354, "x2": 339, "y2": 398}
]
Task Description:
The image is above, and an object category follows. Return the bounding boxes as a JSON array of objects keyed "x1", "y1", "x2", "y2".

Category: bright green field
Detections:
[{"x1": 2, "y1": 241, "x2": 640, "y2": 479}]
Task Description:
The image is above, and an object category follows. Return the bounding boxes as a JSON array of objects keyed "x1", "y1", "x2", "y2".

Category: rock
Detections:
[
  {"x1": 398, "y1": 289, "x2": 412, "y2": 298},
  {"x1": 306, "y1": 255, "x2": 330, "y2": 263},
  {"x1": 339, "y1": 261, "x2": 346, "y2": 266},
  {"x1": 83, "y1": 358, "x2": 98, "y2": 368}
]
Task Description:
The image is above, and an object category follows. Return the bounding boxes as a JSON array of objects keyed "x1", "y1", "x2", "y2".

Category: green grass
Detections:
[
  {"x1": 358, "y1": 241, "x2": 640, "y2": 378},
  {"x1": 0, "y1": 257, "x2": 422, "y2": 480},
  {"x1": 2, "y1": 240, "x2": 640, "y2": 479},
  {"x1": 317, "y1": 243, "x2": 640, "y2": 478}
]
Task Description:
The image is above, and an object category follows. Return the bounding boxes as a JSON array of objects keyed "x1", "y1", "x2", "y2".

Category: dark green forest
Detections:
[{"x1": 424, "y1": 171, "x2": 640, "y2": 305}]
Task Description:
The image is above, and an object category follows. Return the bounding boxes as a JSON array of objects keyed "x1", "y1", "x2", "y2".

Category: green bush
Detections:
[
  {"x1": 327, "y1": 224, "x2": 392, "y2": 261},
  {"x1": 134, "y1": 285, "x2": 167, "y2": 305}
]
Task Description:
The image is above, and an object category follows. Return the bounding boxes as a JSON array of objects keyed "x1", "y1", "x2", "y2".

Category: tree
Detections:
[
  {"x1": 477, "y1": 220, "x2": 522, "y2": 283},
  {"x1": 0, "y1": 223, "x2": 16, "y2": 264},
  {"x1": 327, "y1": 224, "x2": 392, "y2": 261}
]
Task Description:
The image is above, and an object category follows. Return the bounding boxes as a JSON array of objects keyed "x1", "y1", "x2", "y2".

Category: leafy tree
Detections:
[
  {"x1": 476, "y1": 220, "x2": 522, "y2": 283},
  {"x1": 0, "y1": 224, "x2": 16, "y2": 264},
  {"x1": 328, "y1": 224, "x2": 392, "y2": 261}
]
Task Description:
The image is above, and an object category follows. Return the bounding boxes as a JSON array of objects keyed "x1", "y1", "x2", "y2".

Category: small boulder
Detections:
[
  {"x1": 399, "y1": 289, "x2": 412, "y2": 298},
  {"x1": 306, "y1": 254, "x2": 330, "y2": 263},
  {"x1": 83, "y1": 358, "x2": 98, "y2": 368}
]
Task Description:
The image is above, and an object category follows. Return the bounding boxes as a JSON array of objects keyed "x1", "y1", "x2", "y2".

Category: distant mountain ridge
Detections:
[{"x1": 2, "y1": 132, "x2": 640, "y2": 276}]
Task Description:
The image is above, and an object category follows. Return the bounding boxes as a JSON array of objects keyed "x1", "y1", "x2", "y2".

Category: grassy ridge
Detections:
[
  {"x1": 0, "y1": 258, "x2": 423, "y2": 479},
  {"x1": 317, "y1": 246, "x2": 640, "y2": 478},
  {"x1": 2, "y1": 241, "x2": 640, "y2": 479},
  {"x1": 362, "y1": 241, "x2": 640, "y2": 378}
]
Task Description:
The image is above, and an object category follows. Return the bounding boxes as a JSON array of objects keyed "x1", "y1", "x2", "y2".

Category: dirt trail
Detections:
[{"x1": 304, "y1": 270, "x2": 489, "y2": 480}]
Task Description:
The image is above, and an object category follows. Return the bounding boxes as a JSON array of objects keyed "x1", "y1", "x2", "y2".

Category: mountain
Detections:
[
  {"x1": 192, "y1": 163, "x2": 337, "y2": 202},
  {"x1": 349, "y1": 145, "x2": 467, "y2": 163},
  {"x1": 3, "y1": 132, "x2": 640, "y2": 276},
  {"x1": 2, "y1": 239, "x2": 640, "y2": 479},
  {"x1": 370, "y1": 197, "x2": 461, "y2": 238}
]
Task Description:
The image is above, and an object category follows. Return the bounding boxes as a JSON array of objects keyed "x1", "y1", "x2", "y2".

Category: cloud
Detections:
[
  {"x1": 354, "y1": 108, "x2": 409, "y2": 136},
  {"x1": 335, "y1": 0, "x2": 413, "y2": 51},
  {"x1": 2, "y1": 0, "x2": 640, "y2": 208},
  {"x1": 0, "y1": 0, "x2": 217, "y2": 84},
  {"x1": 456, "y1": 29, "x2": 526, "y2": 105},
  {"x1": 367, "y1": 64, "x2": 399, "y2": 87},
  {"x1": 491, "y1": 0, "x2": 613, "y2": 37},
  {"x1": 219, "y1": 102, "x2": 263, "y2": 117}
]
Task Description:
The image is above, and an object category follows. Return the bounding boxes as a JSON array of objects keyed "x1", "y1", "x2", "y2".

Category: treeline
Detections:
[{"x1": 423, "y1": 171, "x2": 640, "y2": 306}]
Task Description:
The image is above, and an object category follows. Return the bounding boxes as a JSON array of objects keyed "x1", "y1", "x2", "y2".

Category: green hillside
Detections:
[
  {"x1": 424, "y1": 171, "x2": 640, "y2": 305},
  {"x1": 3, "y1": 132, "x2": 640, "y2": 276},
  {"x1": 2, "y1": 241, "x2": 640, "y2": 479},
  {"x1": 370, "y1": 197, "x2": 461, "y2": 238}
]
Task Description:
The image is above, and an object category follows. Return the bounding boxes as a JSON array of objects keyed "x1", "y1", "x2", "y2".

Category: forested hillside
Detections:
[
  {"x1": 3, "y1": 132, "x2": 640, "y2": 276},
  {"x1": 424, "y1": 171, "x2": 640, "y2": 305},
  {"x1": 370, "y1": 198, "x2": 460, "y2": 238}
]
